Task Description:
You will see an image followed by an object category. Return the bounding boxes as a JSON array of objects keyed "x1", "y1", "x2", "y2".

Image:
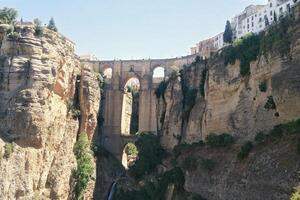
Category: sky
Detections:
[{"x1": 1, "y1": 0, "x2": 266, "y2": 60}]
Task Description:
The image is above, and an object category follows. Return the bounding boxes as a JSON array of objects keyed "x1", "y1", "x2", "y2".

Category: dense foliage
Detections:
[
  {"x1": 74, "y1": 133, "x2": 95, "y2": 200},
  {"x1": 223, "y1": 33, "x2": 260, "y2": 76},
  {"x1": 0, "y1": 7, "x2": 17, "y2": 24},
  {"x1": 129, "y1": 133, "x2": 165, "y2": 179},
  {"x1": 205, "y1": 133, "x2": 235, "y2": 147}
]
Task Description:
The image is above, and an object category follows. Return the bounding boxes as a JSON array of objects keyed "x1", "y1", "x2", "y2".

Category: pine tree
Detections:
[
  {"x1": 223, "y1": 20, "x2": 233, "y2": 43},
  {"x1": 47, "y1": 17, "x2": 57, "y2": 32},
  {"x1": 0, "y1": 7, "x2": 18, "y2": 24}
]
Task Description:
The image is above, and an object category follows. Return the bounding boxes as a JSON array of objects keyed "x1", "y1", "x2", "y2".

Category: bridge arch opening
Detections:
[
  {"x1": 103, "y1": 67, "x2": 112, "y2": 79},
  {"x1": 121, "y1": 77, "x2": 140, "y2": 136},
  {"x1": 152, "y1": 66, "x2": 165, "y2": 83},
  {"x1": 121, "y1": 142, "x2": 138, "y2": 169}
]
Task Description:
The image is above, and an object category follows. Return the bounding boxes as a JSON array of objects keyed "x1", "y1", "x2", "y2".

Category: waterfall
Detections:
[{"x1": 107, "y1": 181, "x2": 117, "y2": 200}]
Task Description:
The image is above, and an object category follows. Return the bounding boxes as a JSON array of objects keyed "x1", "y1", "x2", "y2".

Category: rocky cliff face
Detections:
[
  {"x1": 0, "y1": 23, "x2": 100, "y2": 199},
  {"x1": 158, "y1": 5, "x2": 300, "y2": 149},
  {"x1": 177, "y1": 134, "x2": 300, "y2": 200}
]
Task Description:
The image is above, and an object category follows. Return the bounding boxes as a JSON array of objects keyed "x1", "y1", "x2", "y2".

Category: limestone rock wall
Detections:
[{"x1": 0, "y1": 24, "x2": 100, "y2": 199}]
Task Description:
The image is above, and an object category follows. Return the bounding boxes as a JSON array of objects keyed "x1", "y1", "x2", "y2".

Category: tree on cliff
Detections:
[
  {"x1": 223, "y1": 20, "x2": 233, "y2": 43},
  {"x1": 47, "y1": 17, "x2": 58, "y2": 32},
  {"x1": 34, "y1": 18, "x2": 44, "y2": 36},
  {"x1": 0, "y1": 7, "x2": 18, "y2": 24}
]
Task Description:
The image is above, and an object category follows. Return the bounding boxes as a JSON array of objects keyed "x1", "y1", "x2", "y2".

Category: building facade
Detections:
[{"x1": 190, "y1": 0, "x2": 298, "y2": 56}]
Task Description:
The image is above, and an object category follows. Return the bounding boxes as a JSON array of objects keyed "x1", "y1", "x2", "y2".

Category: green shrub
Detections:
[
  {"x1": 74, "y1": 132, "x2": 95, "y2": 200},
  {"x1": 125, "y1": 143, "x2": 138, "y2": 157},
  {"x1": 33, "y1": 18, "x2": 44, "y2": 37},
  {"x1": 129, "y1": 133, "x2": 165, "y2": 179},
  {"x1": 255, "y1": 132, "x2": 267, "y2": 144},
  {"x1": 259, "y1": 80, "x2": 267, "y2": 92},
  {"x1": 67, "y1": 102, "x2": 81, "y2": 119},
  {"x1": 3, "y1": 142, "x2": 14, "y2": 159},
  {"x1": 199, "y1": 158, "x2": 215, "y2": 171},
  {"x1": 264, "y1": 96, "x2": 276, "y2": 110},
  {"x1": 205, "y1": 133, "x2": 235, "y2": 147},
  {"x1": 237, "y1": 141, "x2": 253, "y2": 160},
  {"x1": 7, "y1": 31, "x2": 20, "y2": 40}
]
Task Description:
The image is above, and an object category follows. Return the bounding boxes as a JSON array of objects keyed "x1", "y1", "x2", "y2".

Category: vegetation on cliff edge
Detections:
[
  {"x1": 222, "y1": 12, "x2": 293, "y2": 77},
  {"x1": 129, "y1": 133, "x2": 165, "y2": 179},
  {"x1": 74, "y1": 132, "x2": 95, "y2": 200}
]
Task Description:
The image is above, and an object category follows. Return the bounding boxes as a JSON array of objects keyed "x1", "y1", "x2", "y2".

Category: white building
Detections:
[
  {"x1": 190, "y1": 0, "x2": 298, "y2": 55},
  {"x1": 234, "y1": 0, "x2": 296, "y2": 38}
]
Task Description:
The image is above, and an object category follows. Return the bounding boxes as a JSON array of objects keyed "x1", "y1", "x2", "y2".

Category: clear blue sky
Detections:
[{"x1": 1, "y1": 0, "x2": 266, "y2": 60}]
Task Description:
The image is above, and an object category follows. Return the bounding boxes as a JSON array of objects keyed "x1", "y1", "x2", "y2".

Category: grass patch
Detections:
[{"x1": 3, "y1": 142, "x2": 14, "y2": 159}]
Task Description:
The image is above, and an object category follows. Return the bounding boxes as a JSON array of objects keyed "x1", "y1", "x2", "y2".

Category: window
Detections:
[
  {"x1": 247, "y1": 18, "x2": 249, "y2": 22},
  {"x1": 280, "y1": 7, "x2": 283, "y2": 13},
  {"x1": 270, "y1": 3, "x2": 272, "y2": 7},
  {"x1": 247, "y1": 24, "x2": 250, "y2": 29},
  {"x1": 252, "y1": 22, "x2": 254, "y2": 27},
  {"x1": 259, "y1": 17, "x2": 262, "y2": 22},
  {"x1": 252, "y1": 16, "x2": 254, "y2": 20},
  {"x1": 270, "y1": 10, "x2": 273, "y2": 16}
]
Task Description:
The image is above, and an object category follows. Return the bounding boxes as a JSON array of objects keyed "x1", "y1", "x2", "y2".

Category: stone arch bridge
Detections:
[{"x1": 82, "y1": 54, "x2": 198, "y2": 159}]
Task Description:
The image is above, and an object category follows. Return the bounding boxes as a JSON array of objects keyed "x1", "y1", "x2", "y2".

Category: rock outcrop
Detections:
[
  {"x1": 178, "y1": 134, "x2": 300, "y2": 200},
  {"x1": 157, "y1": 4, "x2": 300, "y2": 149},
  {"x1": 0, "y1": 23, "x2": 100, "y2": 199}
]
